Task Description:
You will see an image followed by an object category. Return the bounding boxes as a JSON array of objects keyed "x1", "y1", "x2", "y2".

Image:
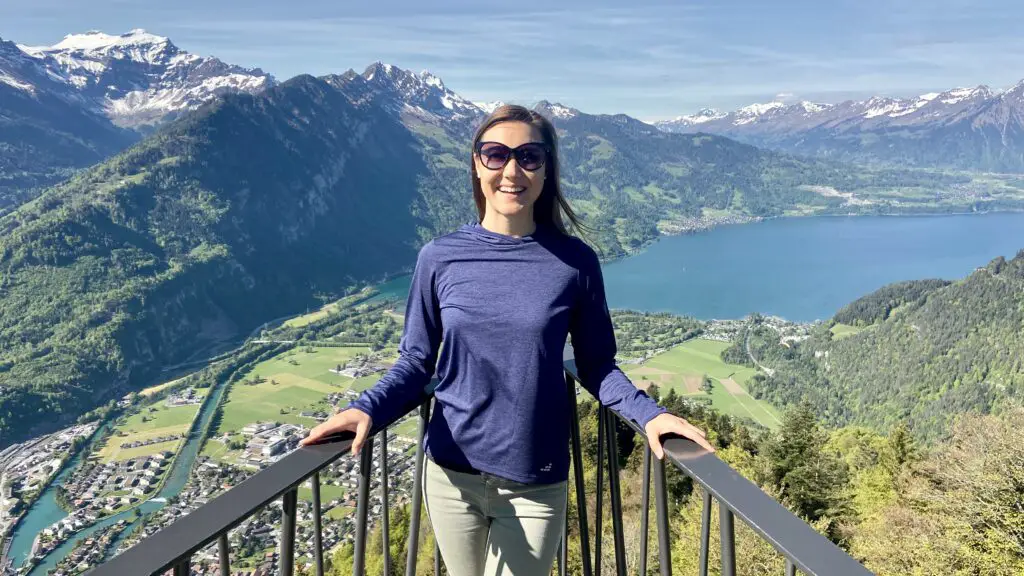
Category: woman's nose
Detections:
[{"x1": 502, "y1": 155, "x2": 524, "y2": 178}]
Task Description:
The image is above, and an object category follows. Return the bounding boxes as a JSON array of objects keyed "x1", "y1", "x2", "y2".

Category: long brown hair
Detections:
[{"x1": 471, "y1": 105, "x2": 589, "y2": 238}]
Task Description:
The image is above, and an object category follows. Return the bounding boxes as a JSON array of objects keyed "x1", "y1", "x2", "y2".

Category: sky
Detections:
[{"x1": 3, "y1": 0, "x2": 1023, "y2": 121}]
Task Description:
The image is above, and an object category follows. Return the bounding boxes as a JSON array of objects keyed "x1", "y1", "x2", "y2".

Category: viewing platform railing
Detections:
[{"x1": 86, "y1": 351, "x2": 873, "y2": 576}]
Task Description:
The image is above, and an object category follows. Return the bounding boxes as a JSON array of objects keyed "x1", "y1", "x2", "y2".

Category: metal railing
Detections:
[{"x1": 88, "y1": 352, "x2": 873, "y2": 576}]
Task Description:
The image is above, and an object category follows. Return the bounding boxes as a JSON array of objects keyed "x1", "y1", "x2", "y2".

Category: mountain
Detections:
[
  {"x1": 657, "y1": 81, "x2": 1024, "y2": 172},
  {"x1": 0, "y1": 62, "x2": 981, "y2": 444},
  {"x1": 0, "y1": 37, "x2": 137, "y2": 212},
  {"x1": 0, "y1": 30, "x2": 273, "y2": 214},
  {"x1": 742, "y1": 253, "x2": 1024, "y2": 441},
  {"x1": 17, "y1": 29, "x2": 273, "y2": 128}
]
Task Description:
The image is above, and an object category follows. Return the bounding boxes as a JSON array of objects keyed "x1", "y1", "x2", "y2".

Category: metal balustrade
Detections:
[{"x1": 87, "y1": 352, "x2": 873, "y2": 576}]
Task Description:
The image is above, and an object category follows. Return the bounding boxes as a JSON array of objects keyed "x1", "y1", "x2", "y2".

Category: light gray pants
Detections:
[{"x1": 423, "y1": 458, "x2": 568, "y2": 576}]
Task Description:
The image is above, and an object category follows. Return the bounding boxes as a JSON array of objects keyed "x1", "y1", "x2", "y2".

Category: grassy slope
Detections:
[{"x1": 624, "y1": 339, "x2": 782, "y2": 428}]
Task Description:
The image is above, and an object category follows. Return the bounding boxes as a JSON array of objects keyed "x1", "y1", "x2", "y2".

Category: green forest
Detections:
[{"x1": 741, "y1": 251, "x2": 1024, "y2": 441}]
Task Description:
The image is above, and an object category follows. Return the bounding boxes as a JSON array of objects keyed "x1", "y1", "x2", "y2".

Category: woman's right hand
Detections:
[{"x1": 300, "y1": 408, "x2": 373, "y2": 455}]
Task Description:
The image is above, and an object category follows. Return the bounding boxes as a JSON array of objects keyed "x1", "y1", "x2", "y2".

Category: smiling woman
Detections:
[{"x1": 301, "y1": 104, "x2": 713, "y2": 575}]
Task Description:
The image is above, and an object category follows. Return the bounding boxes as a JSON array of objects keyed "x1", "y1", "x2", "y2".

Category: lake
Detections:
[{"x1": 375, "y1": 213, "x2": 1024, "y2": 322}]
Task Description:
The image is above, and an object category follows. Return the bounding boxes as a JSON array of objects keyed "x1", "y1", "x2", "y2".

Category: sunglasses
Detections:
[{"x1": 475, "y1": 141, "x2": 549, "y2": 172}]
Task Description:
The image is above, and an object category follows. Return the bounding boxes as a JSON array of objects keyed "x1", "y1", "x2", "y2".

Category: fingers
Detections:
[
  {"x1": 647, "y1": 415, "x2": 716, "y2": 456},
  {"x1": 673, "y1": 419, "x2": 715, "y2": 453},
  {"x1": 299, "y1": 409, "x2": 372, "y2": 451},
  {"x1": 649, "y1": 434, "x2": 665, "y2": 460},
  {"x1": 351, "y1": 416, "x2": 371, "y2": 456}
]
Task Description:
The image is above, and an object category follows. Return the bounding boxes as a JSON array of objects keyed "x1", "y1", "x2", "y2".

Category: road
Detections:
[{"x1": 745, "y1": 325, "x2": 775, "y2": 377}]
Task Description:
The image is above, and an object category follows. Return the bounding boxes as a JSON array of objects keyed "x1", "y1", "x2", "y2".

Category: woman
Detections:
[{"x1": 301, "y1": 104, "x2": 714, "y2": 575}]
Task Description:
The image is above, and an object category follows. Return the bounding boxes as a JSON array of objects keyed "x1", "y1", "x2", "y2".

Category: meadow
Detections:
[{"x1": 623, "y1": 339, "x2": 782, "y2": 428}]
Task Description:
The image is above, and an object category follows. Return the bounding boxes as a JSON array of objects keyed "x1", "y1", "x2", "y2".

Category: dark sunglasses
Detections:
[{"x1": 475, "y1": 141, "x2": 549, "y2": 172}]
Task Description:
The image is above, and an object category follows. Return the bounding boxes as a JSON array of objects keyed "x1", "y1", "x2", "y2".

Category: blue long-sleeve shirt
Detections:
[{"x1": 349, "y1": 222, "x2": 665, "y2": 484}]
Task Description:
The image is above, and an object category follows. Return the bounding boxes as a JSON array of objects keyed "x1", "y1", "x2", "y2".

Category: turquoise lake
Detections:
[{"x1": 374, "y1": 213, "x2": 1024, "y2": 322}]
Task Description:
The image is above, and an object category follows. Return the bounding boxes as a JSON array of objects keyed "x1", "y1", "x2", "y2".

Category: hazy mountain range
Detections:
[{"x1": 656, "y1": 82, "x2": 1024, "y2": 172}]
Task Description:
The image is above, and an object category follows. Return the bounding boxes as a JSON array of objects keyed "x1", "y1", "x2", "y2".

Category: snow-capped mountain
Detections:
[
  {"x1": 656, "y1": 82, "x2": 1024, "y2": 171},
  {"x1": 355, "y1": 62, "x2": 482, "y2": 121},
  {"x1": 16, "y1": 29, "x2": 273, "y2": 127},
  {"x1": 0, "y1": 36, "x2": 137, "y2": 212}
]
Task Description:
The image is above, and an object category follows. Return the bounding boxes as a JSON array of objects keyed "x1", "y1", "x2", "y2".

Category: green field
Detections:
[
  {"x1": 830, "y1": 323, "x2": 865, "y2": 340},
  {"x1": 96, "y1": 395, "x2": 207, "y2": 462},
  {"x1": 326, "y1": 505, "x2": 356, "y2": 520},
  {"x1": 211, "y1": 346, "x2": 388, "y2": 440},
  {"x1": 623, "y1": 339, "x2": 782, "y2": 428},
  {"x1": 298, "y1": 482, "x2": 347, "y2": 505}
]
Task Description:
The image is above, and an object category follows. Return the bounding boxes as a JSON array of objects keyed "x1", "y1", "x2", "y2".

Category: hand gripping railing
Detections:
[{"x1": 88, "y1": 354, "x2": 873, "y2": 576}]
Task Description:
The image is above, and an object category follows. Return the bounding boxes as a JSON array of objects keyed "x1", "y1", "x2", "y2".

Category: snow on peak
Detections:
[
  {"x1": 420, "y1": 70, "x2": 444, "y2": 89},
  {"x1": 798, "y1": 101, "x2": 829, "y2": 113},
  {"x1": 474, "y1": 100, "x2": 505, "y2": 114},
  {"x1": 49, "y1": 29, "x2": 170, "y2": 52},
  {"x1": 737, "y1": 101, "x2": 784, "y2": 116},
  {"x1": 547, "y1": 103, "x2": 577, "y2": 119},
  {"x1": 733, "y1": 101, "x2": 783, "y2": 124},
  {"x1": 670, "y1": 107, "x2": 725, "y2": 124},
  {"x1": 8, "y1": 29, "x2": 272, "y2": 127}
]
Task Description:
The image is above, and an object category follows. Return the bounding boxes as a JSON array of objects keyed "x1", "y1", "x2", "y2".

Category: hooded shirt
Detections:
[{"x1": 349, "y1": 222, "x2": 665, "y2": 484}]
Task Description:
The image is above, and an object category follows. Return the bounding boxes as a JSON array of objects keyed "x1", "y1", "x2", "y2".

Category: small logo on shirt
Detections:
[{"x1": 540, "y1": 462, "x2": 552, "y2": 472}]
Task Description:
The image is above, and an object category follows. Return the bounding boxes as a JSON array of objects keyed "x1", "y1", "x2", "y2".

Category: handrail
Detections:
[
  {"x1": 85, "y1": 349, "x2": 873, "y2": 576},
  {"x1": 563, "y1": 355, "x2": 871, "y2": 576},
  {"x1": 87, "y1": 432, "x2": 360, "y2": 576}
]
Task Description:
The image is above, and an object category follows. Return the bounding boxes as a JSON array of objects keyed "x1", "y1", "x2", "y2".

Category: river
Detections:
[{"x1": 6, "y1": 373, "x2": 231, "y2": 575}]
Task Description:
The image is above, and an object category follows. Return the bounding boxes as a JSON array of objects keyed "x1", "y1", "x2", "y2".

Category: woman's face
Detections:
[{"x1": 474, "y1": 121, "x2": 546, "y2": 221}]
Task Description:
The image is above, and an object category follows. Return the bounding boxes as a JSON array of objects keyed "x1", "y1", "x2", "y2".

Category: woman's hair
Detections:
[{"x1": 470, "y1": 104, "x2": 589, "y2": 238}]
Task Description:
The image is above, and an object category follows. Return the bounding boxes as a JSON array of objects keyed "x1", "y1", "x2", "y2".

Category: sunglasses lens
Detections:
[
  {"x1": 478, "y1": 143, "x2": 512, "y2": 170},
  {"x1": 516, "y1": 144, "x2": 546, "y2": 171}
]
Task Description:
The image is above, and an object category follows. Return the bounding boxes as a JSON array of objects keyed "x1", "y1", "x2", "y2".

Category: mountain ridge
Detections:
[{"x1": 656, "y1": 80, "x2": 1024, "y2": 172}]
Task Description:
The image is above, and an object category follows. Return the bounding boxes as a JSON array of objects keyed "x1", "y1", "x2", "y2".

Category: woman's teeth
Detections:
[{"x1": 499, "y1": 186, "x2": 526, "y2": 194}]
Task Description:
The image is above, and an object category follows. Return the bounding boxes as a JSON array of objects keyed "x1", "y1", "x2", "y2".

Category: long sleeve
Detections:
[
  {"x1": 349, "y1": 243, "x2": 442, "y2": 428},
  {"x1": 569, "y1": 245, "x2": 666, "y2": 429}
]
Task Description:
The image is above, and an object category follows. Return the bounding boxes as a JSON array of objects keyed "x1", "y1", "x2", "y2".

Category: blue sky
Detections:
[{"x1": 3, "y1": 0, "x2": 1023, "y2": 121}]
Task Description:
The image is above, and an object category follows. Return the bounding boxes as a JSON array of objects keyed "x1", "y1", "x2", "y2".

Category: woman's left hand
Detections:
[{"x1": 645, "y1": 413, "x2": 715, "y2": 459}]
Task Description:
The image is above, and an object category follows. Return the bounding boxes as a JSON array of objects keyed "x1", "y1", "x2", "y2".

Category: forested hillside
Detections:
[{"x1": 742, "y1": 252, "x2": 1024, "y2": 440}]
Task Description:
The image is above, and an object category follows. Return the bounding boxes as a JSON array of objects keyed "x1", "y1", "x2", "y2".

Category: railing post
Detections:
[
  {"x1": 406, "y1": 401, "x2": 431, "y2": 576},
  {"x1": 720, "y1": 503, "x2": 736, "y2": 576},
  {"x1": 218, "y1": 533, "x2": 230, "y2": 576},
  {"x1": 699, "y1": 492, "x2": 712, "y2": 576},
  {"x1": 173, "y1": 557, "x2": 191, "y2": 576},
  {"x1": 380, "y1": 429, "x2": 391, "y2": 576},
  {"x1": 652, "y1": 453, "x2": 672, "y2": 576},
  {"x1": 280, "y1": 488, "x2": 298, "y2": 576},
  {"x1": 353, "y1": 435, "x2": 375, "y2": 576},
  {"x1": 595, "y1": 405, "x2": 605, "y2": 576},
  {"x1": 566, "y1": 374, "x2": 593, "y2": 576},
  {"x1": 786, "y1": 559, "x2": 797, "y2": 576},
  {"x1": 312, "y1": 472, "x2": 325, "y2": 576},
  {"x1": 604, "y1": 409, "x2": 627, "y2": 575},
  {"x1": 639, "y1": 445, "x2": 651, "y2": 576}
]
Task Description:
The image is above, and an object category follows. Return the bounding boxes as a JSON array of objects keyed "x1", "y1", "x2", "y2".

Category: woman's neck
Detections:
[{"x1": 481, "y1": 211, "x2": 536, "y2": 238}]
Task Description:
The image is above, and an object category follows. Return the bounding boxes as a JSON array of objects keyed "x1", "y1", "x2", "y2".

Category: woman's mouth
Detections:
[{"x1": 498, "y1": 185, "x2": 526, "y2": 195}]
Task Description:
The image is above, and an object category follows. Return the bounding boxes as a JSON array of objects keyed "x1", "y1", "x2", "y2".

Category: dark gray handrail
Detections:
[
  {"x1": 88, "y1": 434, "x2": 358, "y2": 576},
  {"x1": 562, "y1": 352, "x2": 872, "y2": 576}
]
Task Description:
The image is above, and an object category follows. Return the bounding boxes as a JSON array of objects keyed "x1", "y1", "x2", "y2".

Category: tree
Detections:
[
  {"x1": 701, "y1": 374, "x2": 714, "y2": 393},
  {"x1": 763, "y1": 403, "x2": 850, "y2": 532}
]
